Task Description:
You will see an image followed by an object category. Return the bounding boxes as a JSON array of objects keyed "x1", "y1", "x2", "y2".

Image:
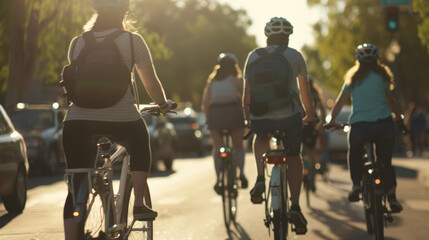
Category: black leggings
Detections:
[{"x1": 62, "y1": 119, "x2": 151, "y2": 220}]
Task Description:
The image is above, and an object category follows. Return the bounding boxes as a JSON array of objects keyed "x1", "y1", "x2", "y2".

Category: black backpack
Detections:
[
  {"x1": 60, "y1": 30, "x2": 133, "y2": 109},
  {"x1": 246, "y1": 46, "x2": 297, "y2": 116}
]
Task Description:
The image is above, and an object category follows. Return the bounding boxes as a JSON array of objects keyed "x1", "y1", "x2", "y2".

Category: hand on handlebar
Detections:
[
  {"x1": 160, "y1": 99, "x2": 176, "y2": 116},
  {"x1": 323, "y1": 121, "x2": 343, "y2": 130}
]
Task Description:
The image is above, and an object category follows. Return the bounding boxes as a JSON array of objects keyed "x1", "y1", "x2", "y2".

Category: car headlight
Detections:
[{"x1": 194, "y1": 130, "x2": 202, "y2": 138}]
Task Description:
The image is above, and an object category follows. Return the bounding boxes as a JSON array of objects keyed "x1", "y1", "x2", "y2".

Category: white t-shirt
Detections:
[
  {"x1": 244, "y1": 45, "x2": 308, "y2": 120},
  {"x1": 64, "y1": 28, "x2": 153, "y2": 122}
]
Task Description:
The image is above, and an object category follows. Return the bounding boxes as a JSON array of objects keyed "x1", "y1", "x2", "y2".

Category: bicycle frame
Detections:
[{"x1": 262, "y1": 131, "x2": 289, "y2": 239}]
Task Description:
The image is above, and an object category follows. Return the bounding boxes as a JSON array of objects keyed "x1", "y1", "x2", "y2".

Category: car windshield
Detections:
[{"x1": 9, "y1": 109, "x2": 55, "y2": 135}]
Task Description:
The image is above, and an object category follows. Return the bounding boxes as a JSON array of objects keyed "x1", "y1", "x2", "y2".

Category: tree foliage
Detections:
[
  {"x1": 304, "y1": 0, "x2": 429, "y2": 105},
  {"x1": 414, "y1": 0, "x2": 429, "y2": 53},
  {"x1": 1, "y1": 0, "x2": 256, "y2": 110}
]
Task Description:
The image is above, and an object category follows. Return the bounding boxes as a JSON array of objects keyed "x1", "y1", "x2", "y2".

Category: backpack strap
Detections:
[
  {"x1": 255, "y1": 48, "x2": 267, "y2": 56},
  {"x1": 129, "y1": 32, "x2": 135, "y2": 69}
]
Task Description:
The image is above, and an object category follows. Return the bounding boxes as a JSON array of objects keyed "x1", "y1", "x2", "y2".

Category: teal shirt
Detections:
[{"x1": 342, "y1": 71, "x2": 392, "y2": 124}]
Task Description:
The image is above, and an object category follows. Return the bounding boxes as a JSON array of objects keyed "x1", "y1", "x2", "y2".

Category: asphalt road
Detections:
[{"x1": 1, "y1": 152, "x2": 429, "y2": 240}]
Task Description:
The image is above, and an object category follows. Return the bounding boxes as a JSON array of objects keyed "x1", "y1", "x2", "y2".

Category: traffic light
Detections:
[{"x1": 385, "y1": 6, "x2": 399, "y2": 32}]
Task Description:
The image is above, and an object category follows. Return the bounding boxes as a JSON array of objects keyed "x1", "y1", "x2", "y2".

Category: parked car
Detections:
[
  {"x1": 197, "y1": 112, "x2": 212, "y2": 151},
  {"x1": 0, "y1": 104, "x2": 29, "y2": 213},
  {"x1": 167, "y1": 106, "x2": 204, "y2": 156},
  {"x1": 140, "y1": 105, "x2": 177, "y2": 171},
  {"x1": 326, "y1": 106, "x2": 351, "y2": 161},
  {"x1": 8, "y1": 103, "x2": 66, "y2": 175}
]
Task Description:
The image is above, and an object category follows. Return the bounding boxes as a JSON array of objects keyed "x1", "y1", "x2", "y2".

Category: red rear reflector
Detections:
[
  {"x1": 189, "y1": 123, "x2": 199, "y2": 130},
  {"x1": 219, "y1": 152, "x2": 228, "y2": 158},
  {"x1": 375, "y1": 179, "x2": 381, "y2": 185},
  {"x1": 265, "y1": 156, "x2": 286, "y2": 164},
  {"x1": 303, "y1": 169, "x2": 309, "y2": 175},
  {"x1": 73, "y1": 212, "x2": 79, "y2": 217}
]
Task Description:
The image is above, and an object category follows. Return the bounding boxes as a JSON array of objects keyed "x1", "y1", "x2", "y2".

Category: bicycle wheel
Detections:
[
  {"x1": 372, "y1": 192, "x2": 384, "y2": 239},
  {"x1": 221, "y1": 161, "x2": 233, "y2": 230},
  {"x1": 83, "y1": 176, "x2": 115, "y2": 239},
  {"x1": 362, "y1": 176, "x2": 374, "y2": 234},
  {"x1": 302, "y1": 173, "x2": 310, "y2": 208},
  {"x1": 121, "y1": 176, "x2": 153, "y2": 240},
  {"x1": 271, "y1": 166, "x2": 288, "y2": 240}
]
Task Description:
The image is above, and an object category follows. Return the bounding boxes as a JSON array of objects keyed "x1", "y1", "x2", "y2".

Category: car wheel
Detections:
[
  {"x1": 2, "y1": 166, "x2": 27, "y2": 214},
  {"x1": 44, "y1": 149, "x2": 59, "y2": 175}
]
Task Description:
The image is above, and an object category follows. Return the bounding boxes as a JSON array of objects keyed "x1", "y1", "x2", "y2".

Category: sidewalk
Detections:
[{"x1": 392, "y1": 150, "x2": 429, "y2": 187}]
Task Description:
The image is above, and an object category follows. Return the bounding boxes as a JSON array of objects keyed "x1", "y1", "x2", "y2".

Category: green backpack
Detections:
[{"x1": 246, "y1": 46, "x2": 297, "y2": 116}]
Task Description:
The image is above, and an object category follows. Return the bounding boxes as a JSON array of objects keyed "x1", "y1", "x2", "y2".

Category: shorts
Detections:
[
  {"x1": 207, "y1": 102, "x2": 245, "y2": 130},
  {"x1": 251, "y1": 114, "x2": 302, "y2": 157}
]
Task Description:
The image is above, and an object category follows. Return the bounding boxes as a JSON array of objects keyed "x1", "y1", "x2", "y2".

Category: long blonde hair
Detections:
[{"x1": 344, "y1": 60, "x2": 395, "y2": 90}]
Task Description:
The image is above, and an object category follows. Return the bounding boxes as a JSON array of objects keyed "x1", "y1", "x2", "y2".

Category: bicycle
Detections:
[
  {"x1": 216, "y1": 129, "x2": 239, "y2": 231},
  {"x1": 326, "y1": 123, "x2": 407, "y2": 240},
  {"x1": 244, "y1": 130, "x2": 305, "y2": 240},
  {"x1": 64, "y1": 103, "x2": 175, "y2": 239}
]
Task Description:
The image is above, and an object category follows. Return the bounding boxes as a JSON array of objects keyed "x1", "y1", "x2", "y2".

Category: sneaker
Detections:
[
  {"x1": 388, "y1": 196, "x2": 403, "y2": 213},
  {"x1": 133, "y1": 205, "x2": 158, "y2": 221},
  {"x1": 214, "y1": 181, "x2": 223, "y2": 195},
  {"x1": 250, "y1": 177, "x2": 265, "y2": 204},
  {"x1": 289, "y1": 205, "x2": 308, "y2": 235},
  {"x1": 348, "y1": 185, "x2": 361, "y2": 202},
  {"x1": 240, "y1": 174, "x2": 248, "y2": 189}
]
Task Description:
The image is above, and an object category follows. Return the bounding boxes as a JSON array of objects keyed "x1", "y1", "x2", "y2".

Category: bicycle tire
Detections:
[
  {"x1": 221, "y1": 162, "x2": 233, "y2": 230},
  {"x1": 83, "y1": 176, "x2": 115, "y2": 239},
  {"x1": 121, "y1": 176, "x2": 153, "y2": 240},
  {"x1": 372, "y1": 192, "x2": 384, "y2": 240},
  {"x1": 363, "y1": 176, "x2": 374, "y2": 234}
]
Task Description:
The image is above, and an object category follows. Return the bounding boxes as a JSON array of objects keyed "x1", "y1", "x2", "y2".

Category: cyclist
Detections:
[
  {"x1": 325, "y1": 43, "x2": 403, "y2": 213},
  {"x1": 62, "y1": 0, "x2": 174, "y2": 239},
  {"x1": 302, "y1": 76, "x2": 327, "y2": 192},
  {"x1": 202, "y1": 53, "x2": 248, "y2": 193},
  {"x1": 243, "y1": 17, "x2": 316, "y2": 233}
]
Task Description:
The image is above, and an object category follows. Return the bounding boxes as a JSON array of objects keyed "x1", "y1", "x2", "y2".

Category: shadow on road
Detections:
[
  {"x1": 225, "y1": 221, "x2": 252, "y2": 240},
  {"x1": 394, "y1": 166, "x2": 417, "y2": 179},
  {"x1": 0, "y1": 212, "x2": 20, "y2": 229}
]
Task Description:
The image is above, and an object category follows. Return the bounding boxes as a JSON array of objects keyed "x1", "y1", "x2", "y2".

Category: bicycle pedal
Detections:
[
  {"x1": 250, "y1": 196, "x2": 264, "y2": 204},
  {"x1": 293, "y1": 226, "x2": 307, "y2": 235}
]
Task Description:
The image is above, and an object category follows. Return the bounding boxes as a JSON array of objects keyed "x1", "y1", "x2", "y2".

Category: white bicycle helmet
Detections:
[
  {"x1": 91, "y1": 0, "x2": 130, "y2": 10},
  {"x1": 355, "y1": 43, "x2": 379, "y2": 62},
  {"x1": 217, "y1": 53, "x2": 238, "y2": 64},
  {"x1": 264, "y1": 17, "x2": 293, "y2": 37}
]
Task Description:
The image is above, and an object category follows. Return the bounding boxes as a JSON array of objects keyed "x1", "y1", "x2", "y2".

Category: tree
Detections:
[
  {"x1": 5, "y1": 0, "x2": 66, "y2": 110},
  {"x1": 414, "y1": 0, "x2": 429, "y2": 53}
]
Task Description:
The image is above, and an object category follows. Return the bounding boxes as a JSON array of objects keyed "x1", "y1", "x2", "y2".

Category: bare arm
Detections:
[
  {"x1": 386, "y1": 93, "x2": 402, "y2": 122},
  {"x1": 298, "y1": 75, "x2": 316, "y2": 122},
  {"x1": 136, "y1": 64, "x2": 167, "y2": 105},
  {"x1": 201, "y1": 81, "x2": 212, "y2": 117},
  {"x1": 326, "y1": 91, "x2": 349, "y2": 127}
]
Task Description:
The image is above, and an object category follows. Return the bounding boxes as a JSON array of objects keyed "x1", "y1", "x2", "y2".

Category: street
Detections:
[{"x1": 1, "y1": 153, "x2": 429, "y2": 240}]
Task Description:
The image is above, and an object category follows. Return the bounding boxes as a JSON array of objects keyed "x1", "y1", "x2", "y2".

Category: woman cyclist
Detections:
[
  {"x1": 325, "y1": 43, "x2": 403, "y2": 213},
  {"x1": 201, "y1": 53, "x2": 248, "y2": 193},
  {"x1": 62, "y1": 0, "x2": 173, "y2": 239}
]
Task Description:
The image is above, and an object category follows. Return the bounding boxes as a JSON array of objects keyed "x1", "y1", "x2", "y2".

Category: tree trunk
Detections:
[{"x1": 5, "y1": 0, "x2": 63, "y2": 111}]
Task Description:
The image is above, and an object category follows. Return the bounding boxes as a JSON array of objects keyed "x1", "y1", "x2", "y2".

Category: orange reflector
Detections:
[
  {"x1": 219, "y1": 152, "x2": 228, "y2": 158},
  {"x1": 303, "y1": 169, "x2": 309, "y2": 175},
  {"x1": 375, "y1": 179, "x2": 381, "y2": 185},
  {"x1": 265, "y1": 156, "x2": 286, "y2": 164},
  {"x1": 73, "y1": 212, "x2": 79, "y2": 217}
]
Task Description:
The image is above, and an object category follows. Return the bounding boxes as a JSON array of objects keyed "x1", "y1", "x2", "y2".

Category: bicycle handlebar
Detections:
[{"x1": 140, "y1": 101, "x2": 177, "y2": 117}]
